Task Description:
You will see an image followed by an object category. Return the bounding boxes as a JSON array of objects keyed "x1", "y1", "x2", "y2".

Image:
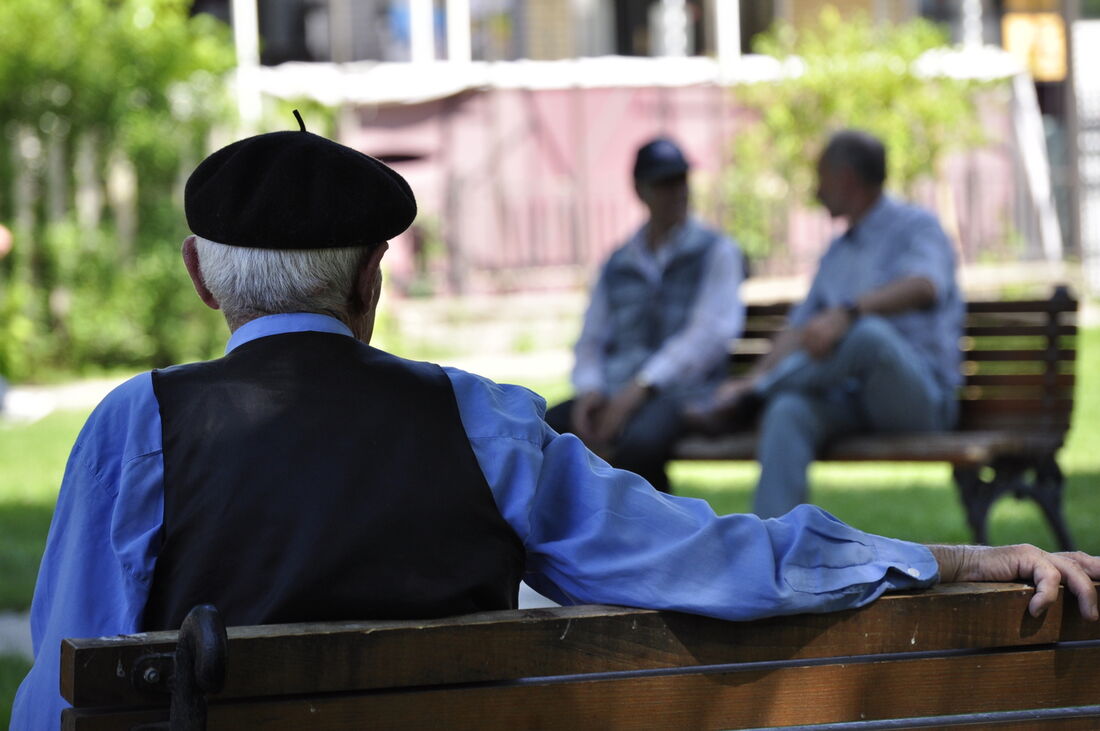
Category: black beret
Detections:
[{"x1": 185, "y1": 123, "x2": 416, "y2": 249}]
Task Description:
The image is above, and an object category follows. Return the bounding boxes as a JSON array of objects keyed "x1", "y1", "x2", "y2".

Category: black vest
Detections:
[
  {"x1": 144, "y1": 331, "x2": 525, "y2": 631},
  {"x1": 601, "y1": 226, "x2": 724, "y2": 396}
]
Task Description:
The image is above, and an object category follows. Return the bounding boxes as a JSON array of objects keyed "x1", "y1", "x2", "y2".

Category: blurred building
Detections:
[{"x1": 191, "y1": 1, "x2": 1096, "y2": 293}]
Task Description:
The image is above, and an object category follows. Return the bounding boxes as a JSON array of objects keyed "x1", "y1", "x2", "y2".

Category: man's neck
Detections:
[{"x1": 645, "y1": 217, "x2": 684, "y2": 252}]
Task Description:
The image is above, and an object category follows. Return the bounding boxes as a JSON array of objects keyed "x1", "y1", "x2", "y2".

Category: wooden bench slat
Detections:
[
  {"x1": 673, "y1": 433, "x2": 757, "y2": 460},
  {"x1": 744, "y1": 303, "x2": 791, "y2": 316},
  {"x1": 61, "y1": 584, "x2": 1097, "y2": 709},
  {"x1": 964, "y1": 349, "x2": 1075, "y2": 362},
  {"x1": 960, "y1": 390, "x2": 1075, "y2": 404},
  {"x1": 965, "y1": 374, "x2": 1075, "y2": 387},
  {"x1": 673, "y1": 431, "x2": 1066, "y2": 464},
  {"x1": 964, "y1": 299, "x2": 1076, "y2": 314},
  {"x1": 743, "y1": 327, "x2": 1076, "y2": 340},
  {"x1": 965, "y1": 325, "x2": 1078, "y2": 337},
  {"x1": 825, "y1": 431, "x2": 1064, "y2": 463},
  {"x1": 960, "y1": 398, "x2": 1074, "y2": 413},
  {"x1": 65, "y1": 642, "x2": 1100, "y2": 731},
  {"x1": 732, "y1": 349, "x2": 1077, "y2": 366},
  {"x1": 740, "y1": 328, "x2": 786, "y2": 339}
]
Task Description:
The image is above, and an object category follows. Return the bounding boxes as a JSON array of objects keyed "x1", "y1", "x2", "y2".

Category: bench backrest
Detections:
[
  {"x1": 734, "y1": 286, "x2": 1078, "y2": 436},
  {"x1": 62, "y1": 583, "x2": 1100, "y2": 730}
]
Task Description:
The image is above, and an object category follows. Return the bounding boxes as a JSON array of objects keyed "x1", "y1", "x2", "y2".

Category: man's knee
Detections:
[
  {"x1": 842, "y1": 315, "x2": 895, "y2": 352},
  {"x1": 833, "y1": 315, "x2": 915, "y2": 371}
]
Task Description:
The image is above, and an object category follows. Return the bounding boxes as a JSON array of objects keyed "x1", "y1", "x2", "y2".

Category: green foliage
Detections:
[
  {"x1": 0, "y1": 0, "x2": 233, "y2": 146},
  {"x1": 726, "y1": 8, "x2": 987, "y2": 259},
  {"x1": 0, "y1": 0, "x2": 236, "y2": 380}
]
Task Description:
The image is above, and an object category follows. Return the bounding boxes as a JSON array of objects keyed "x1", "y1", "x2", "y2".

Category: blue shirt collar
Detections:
[{"x1": 225, "y1": 313, "x2": 355, "y2": 354}]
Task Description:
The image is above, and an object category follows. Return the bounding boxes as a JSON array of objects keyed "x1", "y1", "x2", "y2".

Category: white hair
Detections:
[{"x1": 194, "y1": 236, "x2": 371, "y2": 328}]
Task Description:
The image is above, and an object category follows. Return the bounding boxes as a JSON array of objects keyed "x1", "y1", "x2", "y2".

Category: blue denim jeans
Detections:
[{"x1": 753, "y1": 316, "x2": 956, "y2": 518}]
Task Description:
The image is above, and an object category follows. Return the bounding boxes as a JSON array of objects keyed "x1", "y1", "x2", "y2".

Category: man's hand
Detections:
[
  {"x1": 594, "y1": 380, "x2": 651, "y2": 445},
  {"x1": 571, "y1": 392, "x2": 606, "y2": 445},
  {"x1": 929, "y1": 544, "x2": 1100, "y2": 620},
  {"x1": 800, "y1": 307, "x2": 854, "y2": 359},
  {"x1": 712, "y1": 376, "x2": 757, "y2": 406}
]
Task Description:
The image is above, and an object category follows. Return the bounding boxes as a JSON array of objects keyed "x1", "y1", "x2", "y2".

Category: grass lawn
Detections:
[
  {"x1": 1, "y1": 330, "x2": 1098, "y2": 724},
  {"x1": 0, "y1": 654, "x2": 31, "y2": 725},
  {"x1": 0, "y1": 410, "x2": 89, "y2": 612}
]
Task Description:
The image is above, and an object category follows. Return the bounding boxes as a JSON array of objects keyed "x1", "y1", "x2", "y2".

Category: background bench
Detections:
[
  {"x1": 62, "y1": 584, "x2": 1100, "y2": 729},
  {"x1": 672, "y1": 286, "x2": 1080, "y2": 550}
]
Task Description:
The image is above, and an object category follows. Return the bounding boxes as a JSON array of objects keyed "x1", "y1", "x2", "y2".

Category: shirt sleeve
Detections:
[
  {"x1": 570, "y1": 268, "x2": 611, "y2": 395},
  {"x1": 447, "y1": 370, "x2": 939, "y2": 622},
  {"x1": 890, "y1": 213, "x2": 954, "y2": 300},
  {"x1": 10, "y1": 374, "x2": 163, "y2": 731},
  {"x1": 637, "y1": 236, "x2": 745, "y2": 389}
]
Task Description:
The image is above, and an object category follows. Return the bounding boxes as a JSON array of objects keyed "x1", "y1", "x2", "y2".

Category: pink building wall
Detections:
[{"x1": 346, "y1": 84, "x2": 1024, "y2": 295}]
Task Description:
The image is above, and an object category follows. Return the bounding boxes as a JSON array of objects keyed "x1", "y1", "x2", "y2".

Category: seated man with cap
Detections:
[
  {"x1": 545, "y1": 136, "x2": 744, "y2": 493},
  {"x1": 12, "y1": 117, "x2": 1100, "y2": 729}
]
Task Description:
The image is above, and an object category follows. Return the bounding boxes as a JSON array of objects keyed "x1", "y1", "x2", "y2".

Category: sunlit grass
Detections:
[
  {"x1": 0, "y1": 653, "x2": 31, "y2": 728},
  {"x1": 0, "y1": 411, "x2": 87, "y2": 610}
]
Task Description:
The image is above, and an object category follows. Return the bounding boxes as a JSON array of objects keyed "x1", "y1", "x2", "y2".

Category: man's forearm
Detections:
[
  {"x1": 751, "y1": 275, "x2": 935, "y2": 382},
  {"x1": 854, "y1": 276, "x2": 936, "y2": 316}
]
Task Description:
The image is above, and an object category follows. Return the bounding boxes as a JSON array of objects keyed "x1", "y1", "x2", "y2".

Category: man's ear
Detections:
[
  {"x1": 182, "y1": 235, "x2": 221, "y2": 311},
  {"x1": 354, "y1": 242, "x2": 389, "y2": 311}
]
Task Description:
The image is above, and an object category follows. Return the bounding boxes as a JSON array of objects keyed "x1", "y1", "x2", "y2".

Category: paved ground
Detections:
[{"x1": 0, "y1": 612, "x2": 32, "y2": 660}]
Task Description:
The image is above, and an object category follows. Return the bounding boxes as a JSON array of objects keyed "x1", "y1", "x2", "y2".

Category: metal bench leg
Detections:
[
  {"x1": 1031, "y1": 455, "x2": 1075, "y2": 552},
  {"x1": 953, "y1": 465, "x2": 995, "y2": 545},
  {"x1": 954, "y1": 457, "x2": 1075, "y2": 552}
]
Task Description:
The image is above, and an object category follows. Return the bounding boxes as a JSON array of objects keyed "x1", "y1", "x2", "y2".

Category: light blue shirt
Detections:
[
  {"x1": 788, "y1": 195, "x2": 964, "y2": 396},
  {"x1": 11, "y1": 313, "x2": 938, "y2": 729}
]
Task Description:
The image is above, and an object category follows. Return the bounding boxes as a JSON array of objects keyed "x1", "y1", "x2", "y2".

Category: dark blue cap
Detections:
[{"x1": 633, "y1": 137, "x2": 690, "y2": 183}]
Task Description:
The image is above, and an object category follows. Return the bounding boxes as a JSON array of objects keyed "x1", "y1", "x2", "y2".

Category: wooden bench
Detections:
[
  {"x1": 672, "y1": 286, "x2": 1080, "y2": 550},
  {"x1": 62, "y1": 583, "x2": 1100, "y2": 729}
]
